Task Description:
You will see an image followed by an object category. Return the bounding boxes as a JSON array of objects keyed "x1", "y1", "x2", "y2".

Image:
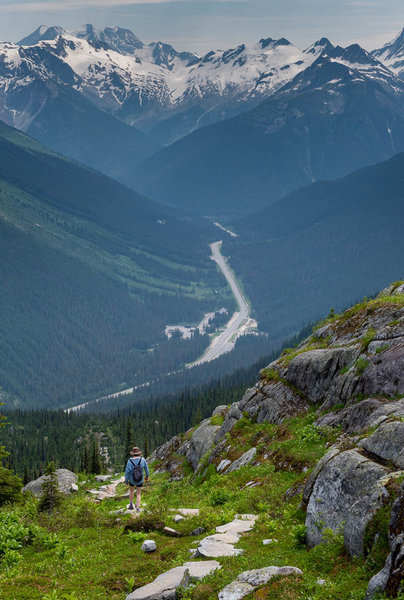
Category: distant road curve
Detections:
[{"x1": 189, "y1": 241, "x2": 250, "y2": 366}]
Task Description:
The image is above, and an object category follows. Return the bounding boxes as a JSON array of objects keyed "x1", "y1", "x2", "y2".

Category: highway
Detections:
[{"x1": 190, "y1": 241, "x2": 250, "y2": 366}]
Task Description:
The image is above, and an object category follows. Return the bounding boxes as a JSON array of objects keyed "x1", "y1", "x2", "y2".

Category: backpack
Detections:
[{"x1": 130, "y1": 458, "x2": 143, "y2": 483}]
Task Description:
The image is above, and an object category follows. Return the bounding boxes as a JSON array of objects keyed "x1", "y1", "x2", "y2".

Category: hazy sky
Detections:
[{"x1": 0, "y1": 0, "x2": 403, "y2": 54}]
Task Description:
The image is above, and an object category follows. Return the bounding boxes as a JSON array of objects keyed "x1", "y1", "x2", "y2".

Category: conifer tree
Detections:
[
  {"x1": 90, "y1": 439, "x2": 101, "y2": 474},
  {"x1": 38, "y1": 461, "x2": 62, "y2": 513},
  {"x1": 124, "y1": 419, "x2": 134, "y2": 465}
]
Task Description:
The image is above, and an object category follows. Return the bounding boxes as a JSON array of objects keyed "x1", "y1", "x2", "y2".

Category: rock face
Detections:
[
  {"x1": 359, "y1": 422, "x2": 404, "y2": 469},
  {"x1": 22, "y1": 469, "x2": 77, "y2": 496},
  {"x1": 305, "y1": 450, "x2": 391, "y2": 557},
  {"x1": 366, "y1": 481, "x2": 404, "y2": 599},
  {"x1": 183, "y1": 419, "x2": 220, "y2": 470}
]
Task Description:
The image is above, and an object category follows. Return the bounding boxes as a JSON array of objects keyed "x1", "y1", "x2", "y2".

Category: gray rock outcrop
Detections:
[
  {"x1": 359, "y1": 421, "x2": 404, "y2": 469},
  {"x1": 305, "y1": 450, "x2": 390, "y2": 557},
  {"x1": 184, "y1": 419, "x2": 220, "y2": 471},
  {"x1": 227, "y1": 448, "x2": 257, "y2": 473},
  {"x1": 366, "y1": 481, "x2": 404, "y2": 599},
  {"x1": 22, "y1": 469, "x2": 77, "y2": 496},
  {"x1": 141, "y1": 540, "x2": 157, "y2": 552}
]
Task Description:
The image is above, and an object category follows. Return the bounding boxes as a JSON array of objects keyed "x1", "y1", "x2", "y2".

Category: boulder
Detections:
[
  {"x1": 218, "y1": 566, "x2": 303, "y2": 600},
  {"x1": 227, "y1": 448, "x2": 257, "y2": 473},
  {"x1": 305, "y1": 449, "x2": 390, "y2": 557},
  {"x1": 22, "y1": 469, "x2": 77, "y2": 496},
  {"x1": 190, "y1": 527, "x2": 205, "y2": 536},
  {"x1": 185, "y1": 419, "x2": 220, "y2": 470},
  {"x1": 359, "y1": 421, "x2": 404, "y2": 469},
  {"x1": 141, "y1": 540, "x2": 157, "y2": 553},
  {"x1": 95, "y1": 475, "x2": 111, "y2": 482},
  {"x1": 174, "y1": 514, "x2": 184, "y2": 522},
  {"x1": 126, "y1": 566, "x2": 189, "y2": 600}
]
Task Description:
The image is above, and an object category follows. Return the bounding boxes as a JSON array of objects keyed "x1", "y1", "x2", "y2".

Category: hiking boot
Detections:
[
  {"x1": 128, "y1": 503, "x2": 134, "y2": 510},
  {"x1": 136, "y1": 507, "x2": 140, "y2": 513}
]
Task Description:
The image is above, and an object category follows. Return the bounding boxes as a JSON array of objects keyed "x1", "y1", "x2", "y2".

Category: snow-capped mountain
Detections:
[
  {"x1": 372, "y1": 27, "x2": 404, "y2": 79},
  {"x1": 4, "y1": 25, "x2": 323, "y2": 144},
  {"x1": 133, "y1": 47, "x2": 404, "y2": 216},
  {"x1": 73, "y1": 24, "x2": 144, "y2": 54},
  {"x1": 1, "y1": 24, "x2": 403, "y2": 185}
]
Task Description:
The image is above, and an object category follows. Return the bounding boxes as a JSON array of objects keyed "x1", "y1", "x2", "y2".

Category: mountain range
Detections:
[{"x1": 1, "y1": 24, "x2": 403, "y2": 210}]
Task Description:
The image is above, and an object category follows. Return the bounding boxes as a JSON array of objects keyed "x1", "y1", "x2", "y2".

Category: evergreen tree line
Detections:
[{"x1": 0, "y1": 325, "x2": 313, "y2": 482}]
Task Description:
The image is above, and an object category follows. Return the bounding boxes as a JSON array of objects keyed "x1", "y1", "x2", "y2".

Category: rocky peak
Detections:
[{"x1": 17, "y1": 25, "x2": 66, "y2": 46}]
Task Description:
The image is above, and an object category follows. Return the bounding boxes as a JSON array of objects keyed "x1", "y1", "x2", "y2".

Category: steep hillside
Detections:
[
  {"x1": 1, "y1": 286, "x2": 402, "y2": 600},
  {"x1": 149, "y1": 284, "x2": 404, "y2": 599},
  {"x1": 0, "y1": 121, "x2": 230, "y2": 408},
  {"x1": 222, "y1": 151, "x2": 404, "y2": 342},
  {"x1": 135, "y1": 49, "x2": 404, "y2": 217}
]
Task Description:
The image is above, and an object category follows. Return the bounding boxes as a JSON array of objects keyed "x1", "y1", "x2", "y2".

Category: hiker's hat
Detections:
[{"x1": 130, "y1": 446, "x2": 142, "y2": 457}]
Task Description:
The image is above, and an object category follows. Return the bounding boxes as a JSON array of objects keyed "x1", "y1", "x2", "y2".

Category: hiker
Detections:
[{"x1": 125, "y1": 446, "x2": 149, "y2": 512}]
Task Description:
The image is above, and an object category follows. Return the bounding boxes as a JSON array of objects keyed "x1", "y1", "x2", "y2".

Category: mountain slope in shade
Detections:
[
  {"x1": 225, "y1": 152, "x2": 404, "y2": 341},
  {"x1": 372, "y1": 27, "x2": 404, "y2": 79},
  {"x1": 134, "y1": 49, "x2": 404, "y2": 217},
  {"x1": 0, "y1": 120, "x2": 228, "y2": 409},
  {"x1": 0, "y1": 41, "x2": 158, "y2": 185}
]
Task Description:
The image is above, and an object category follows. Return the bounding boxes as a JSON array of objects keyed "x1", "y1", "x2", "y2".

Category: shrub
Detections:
[
  {"x1": 293, "y1": 523, "x2": 307, "y2": 547},
  {"x1": 209, "y1": 489, "x2": 230, "y2": 506}
]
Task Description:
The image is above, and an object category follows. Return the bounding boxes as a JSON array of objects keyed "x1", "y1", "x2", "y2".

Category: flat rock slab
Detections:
[
  {"x1": 170, "y1": 508, "x2": 200, "y2": 516},
  {"x1": 208, "y1": 532, "x2": 241, "y2": 545},
  {"x1": 183, "y1": 560, "x2": 221, "y2": 580},
  {"x1": 195, "y1": 538, "x2": 243, "y2": 558},
  {"x1": 218, "y1": 566, "x2": 303, "y2": 600},
  {"x1": 126, "y1": 566, "x2": 189, "y2": 600},
  {"x1": 163, "y1": 527, "x2": 181, "y2": 537},
  {"x1": 216, "y1": 517, "x2": 257, "y2": 536}
]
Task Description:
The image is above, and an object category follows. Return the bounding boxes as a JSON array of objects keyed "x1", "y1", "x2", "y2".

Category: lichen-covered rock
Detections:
[
  {"x1": 360, "y1": 344, "x2": 404, "y2": 398},
  {"x1": 286, "y1": 347, "x2": 359, "y2": 407},
  {"x1": 359, "y1": 421, "x2": 404, "y2": 469},
  {"x1": 185, "y1": 419, "x2": 220, "y2": 471},
  {"x1": 240, "y1": 381, "x2": 308, "y2": 424},
  {"x1": 305, "y1": 450, "x2": 390, "y2": 557},
  {"x1": 22, "y1": 469, "x2": 77, "y2": 496},
  {"x1": 315, "y1": 399, "x2": 383, "y2": 433}
]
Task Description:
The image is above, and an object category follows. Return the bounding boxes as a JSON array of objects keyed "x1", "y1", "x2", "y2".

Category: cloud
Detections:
[{"x1": 0, "y1": 0, "x2": 243, "y2": 12}]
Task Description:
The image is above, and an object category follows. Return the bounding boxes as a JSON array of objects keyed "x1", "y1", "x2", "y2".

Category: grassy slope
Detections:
[{"x1": 0, "y1": 411, "x2": 374, "y2": 600}]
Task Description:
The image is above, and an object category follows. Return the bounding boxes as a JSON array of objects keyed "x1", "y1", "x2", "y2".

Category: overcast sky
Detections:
[{"x1": 0, "y1": 0, "x2": 403, "y2": 53}]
